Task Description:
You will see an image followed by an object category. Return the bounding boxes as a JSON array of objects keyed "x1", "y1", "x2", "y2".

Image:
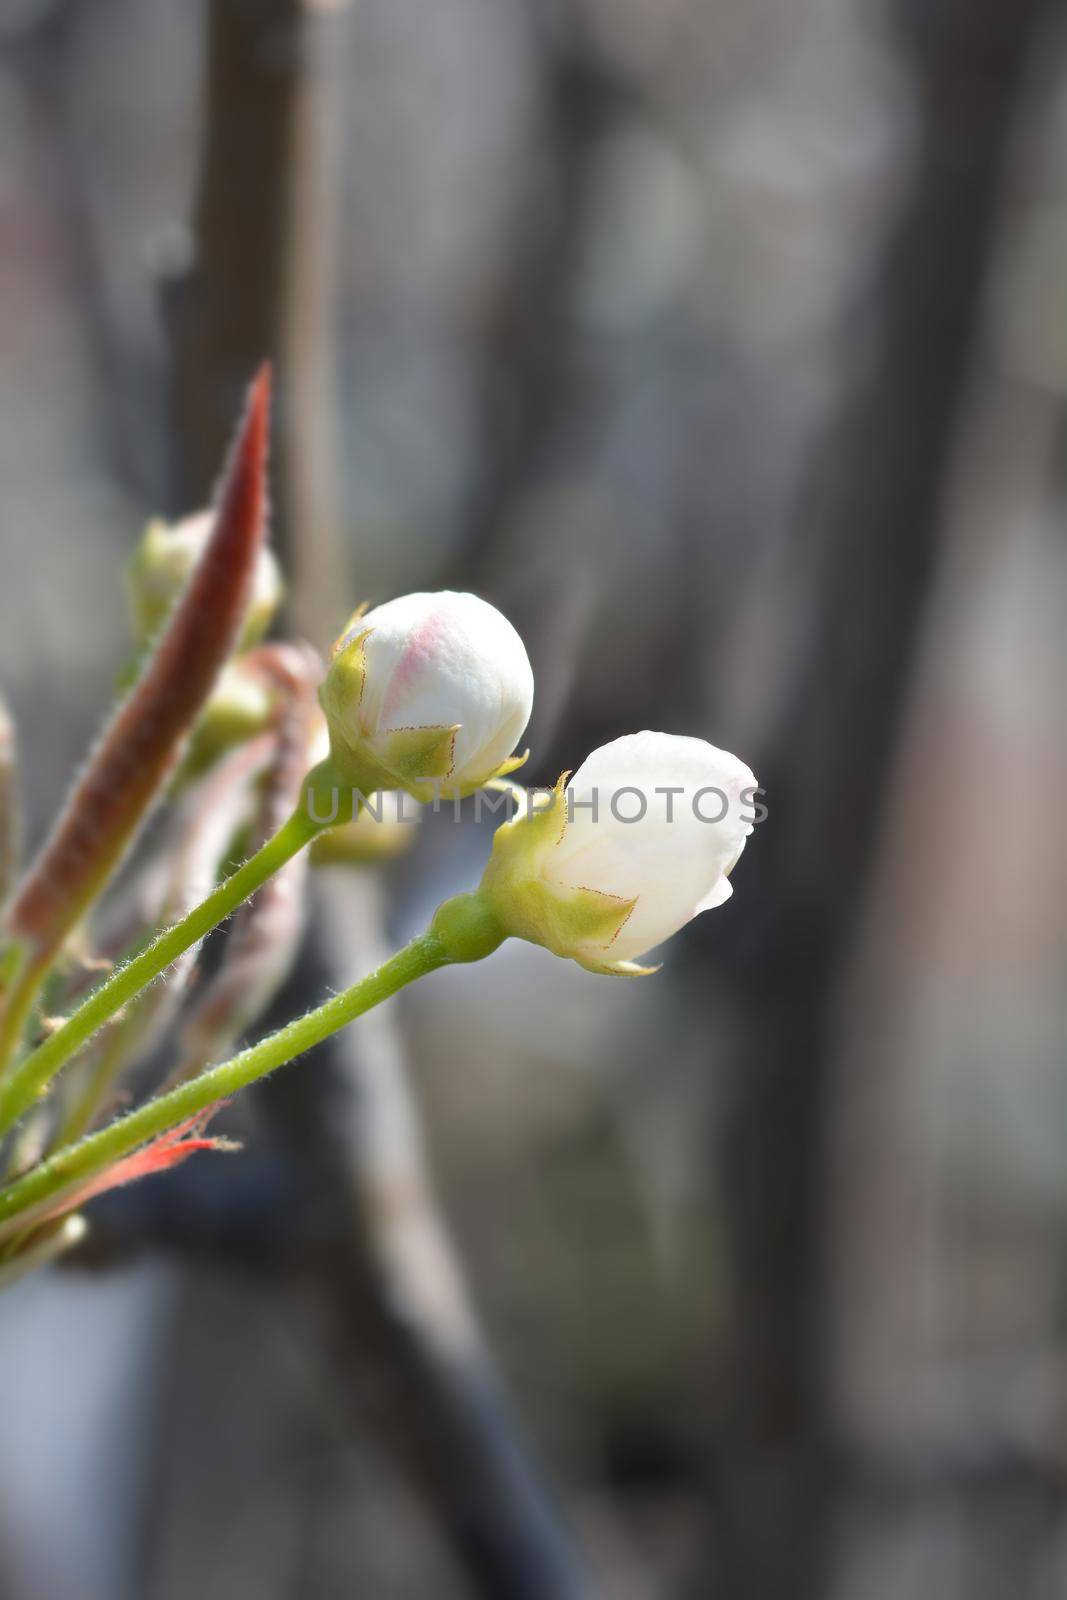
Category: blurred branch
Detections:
[
  {"x1": 446, "y1": 12, "x2": 646, "y2": 757},
  {"x1": 278, "y1": 9, "x2": 347, "y2": 643},
  {"x1": 169, "y1": 647, "x2": 319, "y2": 1083},
  {"x1": 163, "y1": 0, "x2": 302, "y2": 508},
  {"x1": 700, "y1": 1, "x2": 1058, "y2": 1596},
  {"x1": 77, "y1": 889, "x2": 597, "y2": 1599},
  {"x1": 162, "y1": 0, "x2": 347, "y2": 629},
  {"x1": 452, "y1": 18, "x2": 631, "y2": 590},
  {"x1": 0, "y1": 0, "x2": 145, "y2": 490},
  {"x1": 155, "y1": 3, "x2": 594, "y2": 1595},
  {"x1": 263, "y1": 877, "x2": 597, "y2": 1600}
]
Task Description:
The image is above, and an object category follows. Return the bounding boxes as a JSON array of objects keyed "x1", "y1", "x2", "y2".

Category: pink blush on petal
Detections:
[{"x1": 379, "y1": 608, "x2": 454, "y2": 728}]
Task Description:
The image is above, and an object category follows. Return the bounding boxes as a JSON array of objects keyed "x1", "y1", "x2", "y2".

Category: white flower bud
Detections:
[
  {"x1": 319, "y1": 591, "x2": 534, "y2": 800},
  {"x1": 126, "y1": 511, "x2": 284, "y2": 649},
  {"x1": 481, "y1": 731, "x2": 758, "y2": 973}
]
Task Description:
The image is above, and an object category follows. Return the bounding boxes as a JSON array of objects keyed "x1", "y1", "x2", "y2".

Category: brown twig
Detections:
[
  {"x1": 168, "y1": 646, "x2": 321, "y2": 1083},
  {"x1": 260, "y1": 873, "x2": 598, "y2": 1600}
]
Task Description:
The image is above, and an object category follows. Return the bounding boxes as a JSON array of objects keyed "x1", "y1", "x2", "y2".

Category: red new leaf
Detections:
[{"x1": 0, "y1": 1105, "x2": 237, "y2": 1247}]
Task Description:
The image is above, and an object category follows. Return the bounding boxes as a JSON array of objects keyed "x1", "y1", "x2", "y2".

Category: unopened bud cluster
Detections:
[{"x1": 127, "y1": 511, "x2": 284, "y2": 650}]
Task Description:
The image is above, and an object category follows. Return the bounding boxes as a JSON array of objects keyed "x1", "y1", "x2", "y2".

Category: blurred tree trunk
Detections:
[
  {"x1": 699, "y1": 1, "x2": 1056, "y2": 1595},
  {"x1": 164, "y1": 0, "x2": 303, "y2": 515}
]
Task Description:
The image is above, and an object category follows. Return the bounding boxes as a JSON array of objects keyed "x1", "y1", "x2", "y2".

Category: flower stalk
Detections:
[
  {"x1": 0, "y1": 802, "x2": 324, "y2": 1135},
  {"x1": 0, "y1": 928, "x2": 456, "y2": 1234}
]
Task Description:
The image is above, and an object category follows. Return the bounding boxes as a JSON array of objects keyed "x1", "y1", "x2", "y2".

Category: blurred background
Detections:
[{"x1": 0, "y1": 0, "x2": 1065, "y2": 1595}]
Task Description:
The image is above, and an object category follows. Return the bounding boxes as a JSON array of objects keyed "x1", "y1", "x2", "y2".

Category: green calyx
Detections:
[
  {"x1": 479, "y1": 778, "x2": 649, "y2": 976},
  {"x1": 324, "y1": 719, "x2": 462, "y2": 803}
]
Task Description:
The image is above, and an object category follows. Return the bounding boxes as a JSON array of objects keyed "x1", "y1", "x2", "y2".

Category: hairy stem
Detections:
[
  {"x1": 0, "y1": 808, "x2": 321, "y2": 1135},
  {"x1": 0, "y1": 951, "x2": 51, "y2": 1082},
  {"x1": 54, "y1": 1009, "x2": 144, "y2": 1150},
  {"x1": 0, "y1": 932, "x2": 450, "y2": 1234}
]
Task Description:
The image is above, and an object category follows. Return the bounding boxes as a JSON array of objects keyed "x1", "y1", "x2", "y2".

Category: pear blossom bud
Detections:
[
  {"x1": 127, "y1": 510, "x2": 284, "y2": 650},
  {"x1": 319, "y1": 591, "x2": 534, "y2": 801},
  {"x1": 177, "y1": 659, "x2": 276, "y2": 779},
  {"x1": 480, "y1": 731, "x2": 758, "y2": 974}
]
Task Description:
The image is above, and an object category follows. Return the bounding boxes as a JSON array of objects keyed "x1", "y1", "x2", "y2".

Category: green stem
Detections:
[
  {"x1": 0, "y1": 949, "x2": 51, "y2": 1079},
  {"x1": 0, "y1": 931, "x2": 450, "y2": 1234},
  {"x1": 52, "y1": 1011, "x2": 140, "y2": 1150},
  {"x1": 0, "y1": 808, "x2": 320, "y2": 1135}
]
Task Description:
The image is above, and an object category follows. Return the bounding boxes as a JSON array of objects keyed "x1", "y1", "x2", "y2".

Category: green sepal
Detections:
[
  {"x1": 376, "y1": 724, "x2": 460, "y2": 796},
  {"x1": 492, "y1": 749, "x2": 530, "y2": 781},
  {"x1": 321, "y1": 624, "x2": 460, "y2": 800},
  {"x1": 486, "y1": 770, "x2": 568, "y2": 860},
  {"x1": 507, "y1": 877, "x2": 637, "y2": 968},
  {"x1": 480, "y1": 773, "x2": 649, "y2": 975},
  {"x1": 318, "y1": 626, "x2": 371, "y2": 738},
  {"x1": 324, "y1": 722, "x2": 461, "y2": 802},
  {"x1": 579, "y1": 955, "x2": 661, "y2": 978}
]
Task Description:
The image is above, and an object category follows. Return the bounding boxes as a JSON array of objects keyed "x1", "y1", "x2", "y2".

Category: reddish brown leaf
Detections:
[{"x1": 4, "y1": 366, "x2": 273, "y2": 959}]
